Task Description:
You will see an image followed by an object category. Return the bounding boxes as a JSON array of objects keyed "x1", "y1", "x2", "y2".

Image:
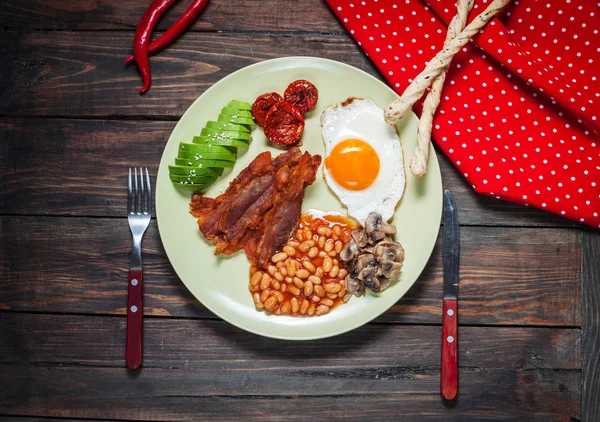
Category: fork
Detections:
[{"x1": 126, "y1": 167, "x2": 152, "y2": 370}]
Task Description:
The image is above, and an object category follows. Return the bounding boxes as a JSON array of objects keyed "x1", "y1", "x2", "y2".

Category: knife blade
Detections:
[{"x1": 441, "y1": 189, "x2": 459, "y2": 400}]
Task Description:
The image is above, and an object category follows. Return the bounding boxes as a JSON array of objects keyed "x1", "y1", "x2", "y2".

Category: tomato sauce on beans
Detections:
[{"x1": 249, "y1": 211, "x2": 358, "y2": 317}]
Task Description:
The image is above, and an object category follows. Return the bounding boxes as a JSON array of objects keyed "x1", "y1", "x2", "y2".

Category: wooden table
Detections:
[{"x1": 1, "y1": 1, "x2": 598, "y2": 420}]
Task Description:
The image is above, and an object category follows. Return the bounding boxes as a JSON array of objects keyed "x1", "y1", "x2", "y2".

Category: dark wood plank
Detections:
[
  {"x1": 0, "y1": 314, "x2": 581, "y2": 370},
  {"x1": 0, "y1": 0, "x2": 341, "y2": 32},
  {"x1": 0, "y1": 314, "x2": 581, "y2": 421},
  {"x1": 0, "y1": 216, "x2": 581, "y2": 325},
  {"x1": 0, "y1": 118, "x2": 574, "y2": 227},
  {"x1": 0, "y1": 364, "x2": 580, "y2": 421},
  {"x1": 0, "y1": 31, "x2": 371, "y2": 118},
  {"x1": 582, "y1": 229, "x2": 600, "y2": 422}
]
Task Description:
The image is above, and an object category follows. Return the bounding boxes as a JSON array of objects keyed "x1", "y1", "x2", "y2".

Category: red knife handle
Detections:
[
  {"x1": 126, "y1": 269, "x2": 143, "y2": 370},
  {"x1": 441, "y1": 298, "x2": 458, "y2": 400}
]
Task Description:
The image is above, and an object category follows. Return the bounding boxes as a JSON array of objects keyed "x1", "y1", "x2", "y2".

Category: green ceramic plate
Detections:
[{"x1": 156, "y1": 57, "x2": 442, "y2": 340}]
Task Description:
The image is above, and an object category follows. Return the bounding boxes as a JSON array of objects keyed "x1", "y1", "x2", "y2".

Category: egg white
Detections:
[{"x1": 320, "y1": 98, "x2": 405, "y2": 226}]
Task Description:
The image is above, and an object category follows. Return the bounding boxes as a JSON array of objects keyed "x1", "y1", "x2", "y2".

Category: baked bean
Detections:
[
  {"x1": 319, "y1": 251, "x2": 328, "y2": 258},
  {"x1": 321, "y1": 298, "x2": 334, "y2": 307},
  {"x1": 333, "y1": 225, "x2": 342, "y2": 237},
  {"x1": 249, "y1": 284, "x2": 260, "y2": 292},
  {"x1": 317, "y1": 226, "x2": 332, "y2": 236},
  {"x1": 267, "y1": 265, "x2": 277, "y2": 275},
  {"x1": 307, "y1": 303, "x2": 316, "y2": 316},
  {"x1": 276, "y1": 261, "x2": 284, "y2": 269},
  {"x1": 250, "y1": 271, "x2": 263, "y2": 286},
  {"x1": 323, "y1": 257, "x2": 333, "y2": 272},
  {"x1": 315, "y1": 304, "x2": 330, "y2": 316},
  {"x1": 287, "y1": 240, "x2": 299, "y2": 248},
  {"x1": 293, "y1": 277, "x2": 304, "y2": 289},
  {"x1": 272, "y1": 252, "x2": 288, "y2": 263},
  {"x1": 304, "y1": 281, "x2": 314, "y2": 296},
  {"x1": 291, "y1": 297, "x2": 299, "y2": 313},
  {"x1": 260, "y1": 290, "x2": 270, "y2": 303},
  {"x1": 308, "y1": 275, "x2": 321, "y2": 285},
  {"x1": 274, "y1": 291, "x2": 285, "y2": 303},
  {"x1": 341, "y1": 230, "x2": 352, "y2": 243},
  {"x1": 302, "y1": 260, "x2": 316, "y2": 273},
  {"x1": 296, "y1": 229, "x2": 304, "y2": 241},
  {"x1": 253, "y1": 292, "x2": 262, "y2": 304},
  {"x1": 300, "y1": 299, "x2": 310, "y2": 314},
  {"x1": 274, "y1": 271, "x2": 284, "y2": 282},
  {"x1": 304, "y1": 229, "x2": 313, "y2": 240},
  {"x1": 311, "y1": 295, "x2": 321, "y2": 303},
  {"x1": 280, "y1": 301, "x2": 291, "y2": 313},
  {"x1": 324, "y1": 283, "x2": 342, "y2": 293},
  {"x1": 307, "y1": 246, "x2": 319, "y2": 258},
  {"x1": 334, "y1": 240, "x2": 343, "y2": 254},
  {"x1": 286, "y1": 259, "x2": 296, "y2": 277},
  {"x1": 280, "y1": 266, "x2": 288, "y2": 276},
  {"x1": 289, "y1": 285, "x2": 301, "y2": 296},
  {"x1": 281, "y1": 283, "x2": 287, "y2": 293},
  {"x1": 260, "y1": 273, "x2": 271, "y2": 290},
  {"x1": 318, "y1": 235, "x2": 326, "y2": 248},
  {"x1": 272, "y1": 280, "x2": 281, "y2": 290},
  {"x1": 314, "y1": 285, "x2": 326, "y2": 297},
  {"x1": 316, "y1": 267, "x2": 325, "y2": 278},
  {"x1": 299, "y1": 241, "x2": 311, "y2": 252},
  {"x1": 338, "y1": 268, "x2": 348, "y2": 279},
  {"x1": 328, "y1": 251, "x2": 337, "y2": 257},
  {"x1": 255, "y1": 302, "x2": 264, "y2": 309},
  {"x1": 329, "y1": 265, "x2": 339, "y2": 278},
  {"x1": 324, "y1": 239, "x2": 334, "y2": 252},
  {"x1": 295, "y1": 269, "x2": 310, "y2": 279},
  {"x1": 283, "y1": 245, "x2": 296, "y2": 257},
  {"x1": 285, "y1": 276, "x2": 293, "y2": 283},
  {"x1": 264, "y1": 296, "x2": 278, "y2": 310},
  {"x1": 333, "y1": 258, "x2": 339, "y2": 266},
  {"x1": 327, "y1": 293, "x2": 338, "y2": 300}
]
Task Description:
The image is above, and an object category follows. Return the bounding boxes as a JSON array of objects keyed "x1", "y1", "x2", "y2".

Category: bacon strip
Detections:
[{"x1": 190, "y1": 147, "x2": 321, "y2": 268}]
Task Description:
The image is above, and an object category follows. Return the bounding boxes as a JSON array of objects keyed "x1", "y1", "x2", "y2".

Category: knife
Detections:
[{"x1": 441, "y1": 189, "x2": 459, "y2": 400}]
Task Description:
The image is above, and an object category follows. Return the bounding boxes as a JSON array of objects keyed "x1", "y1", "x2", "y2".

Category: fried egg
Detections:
[{"x1": 321, "y1": 98, "x2": 405, "y2": 226}]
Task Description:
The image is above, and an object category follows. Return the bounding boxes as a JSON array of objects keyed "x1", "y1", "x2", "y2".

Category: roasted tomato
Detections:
[
  {"x1": 283, "y1": 80, "x2": 319, "y2": 114},
  {"x1": 263, "y1": 102, "x2": 305, "y2": 145},
  {"x1": 252, "y1": 92, "x2": 284, "y2": 126}
]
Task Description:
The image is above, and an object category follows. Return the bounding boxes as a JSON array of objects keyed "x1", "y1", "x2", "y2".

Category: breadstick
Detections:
[
  {"x1": 410, "y1": 0, "x2": 474, "y2": 177},
  {"x1": 384, "y1": 0, "x2": 512, "y2": 125}
]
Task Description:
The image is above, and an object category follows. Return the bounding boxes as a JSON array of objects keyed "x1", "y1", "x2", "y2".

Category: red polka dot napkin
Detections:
[{"x1": 325, "y1": 0, "x2": 600, "y2": 228}]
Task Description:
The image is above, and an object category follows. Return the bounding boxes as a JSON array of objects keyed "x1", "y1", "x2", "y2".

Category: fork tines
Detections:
[{"x1": 128, "y1": 167, "x2": 152, "y2": 215}]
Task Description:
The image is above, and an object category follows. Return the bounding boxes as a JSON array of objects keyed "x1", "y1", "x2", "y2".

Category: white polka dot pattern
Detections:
[{"x1": 326, "y1": 0, "x2": 600, "y2": 228}]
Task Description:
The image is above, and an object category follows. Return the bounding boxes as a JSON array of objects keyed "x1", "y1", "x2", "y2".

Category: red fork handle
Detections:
[
  {"x1": 441, "y1": 298, "x2": 458, "y2": 400},
  {"x1": 126, "y1": 269, "x2": 143, "y2": 370}
]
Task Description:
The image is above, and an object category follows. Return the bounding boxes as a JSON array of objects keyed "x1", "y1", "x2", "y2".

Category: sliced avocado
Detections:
[
  {"x1": 205, "y1": 121, "x2": 251, "y2": 133},
  {"x1": 217, "y1": 114, "x2": 256, "y2": 126},
  {"x1": 227, "y1": 100, "x2": 252, "y2": 110},
  {"x1": 220, "y1": 106, "x2": 253, "y2": 118},
  {"x1": 192, "y1": 137, "x2": 250, "y2": 148},
  {"x1": 169, "y1": 174, "x2": 218, "y2": 185},
  {"x1": 175, "y1": 157, "x2": 235, "y2": 169},
  {"x1": 168, "y1": 165, "x2": 223, "y2": 177},
  {"x1": 173, "y1": 182, "x2": 215, "y2": 192},
  {"x1": 200, "y1": 127, "x2": 253, "y2": 142},
  {"x1": 176, "y1": 143, "x2": 236, "y2": 161},
  {"x1": 178, "y1": 142, "x2": 238, "y2": 158}
]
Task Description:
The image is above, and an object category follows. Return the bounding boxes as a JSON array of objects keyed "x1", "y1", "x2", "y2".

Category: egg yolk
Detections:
[{"x1": 325, "y1": 139, "x2": 380, "y2": 190}]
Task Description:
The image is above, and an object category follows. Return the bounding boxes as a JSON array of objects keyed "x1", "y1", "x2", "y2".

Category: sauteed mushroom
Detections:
[{"x1": 340, "y1": 212, "x2": 405, "y2": 297}]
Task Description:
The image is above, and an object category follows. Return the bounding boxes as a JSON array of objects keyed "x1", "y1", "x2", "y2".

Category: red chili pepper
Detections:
[
  {"x1": 126, "y1": 0, "x2": 210, "y2": 66},
  {"x1": 133, "y1": 0, "x2": 177, "y2": 94}
]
